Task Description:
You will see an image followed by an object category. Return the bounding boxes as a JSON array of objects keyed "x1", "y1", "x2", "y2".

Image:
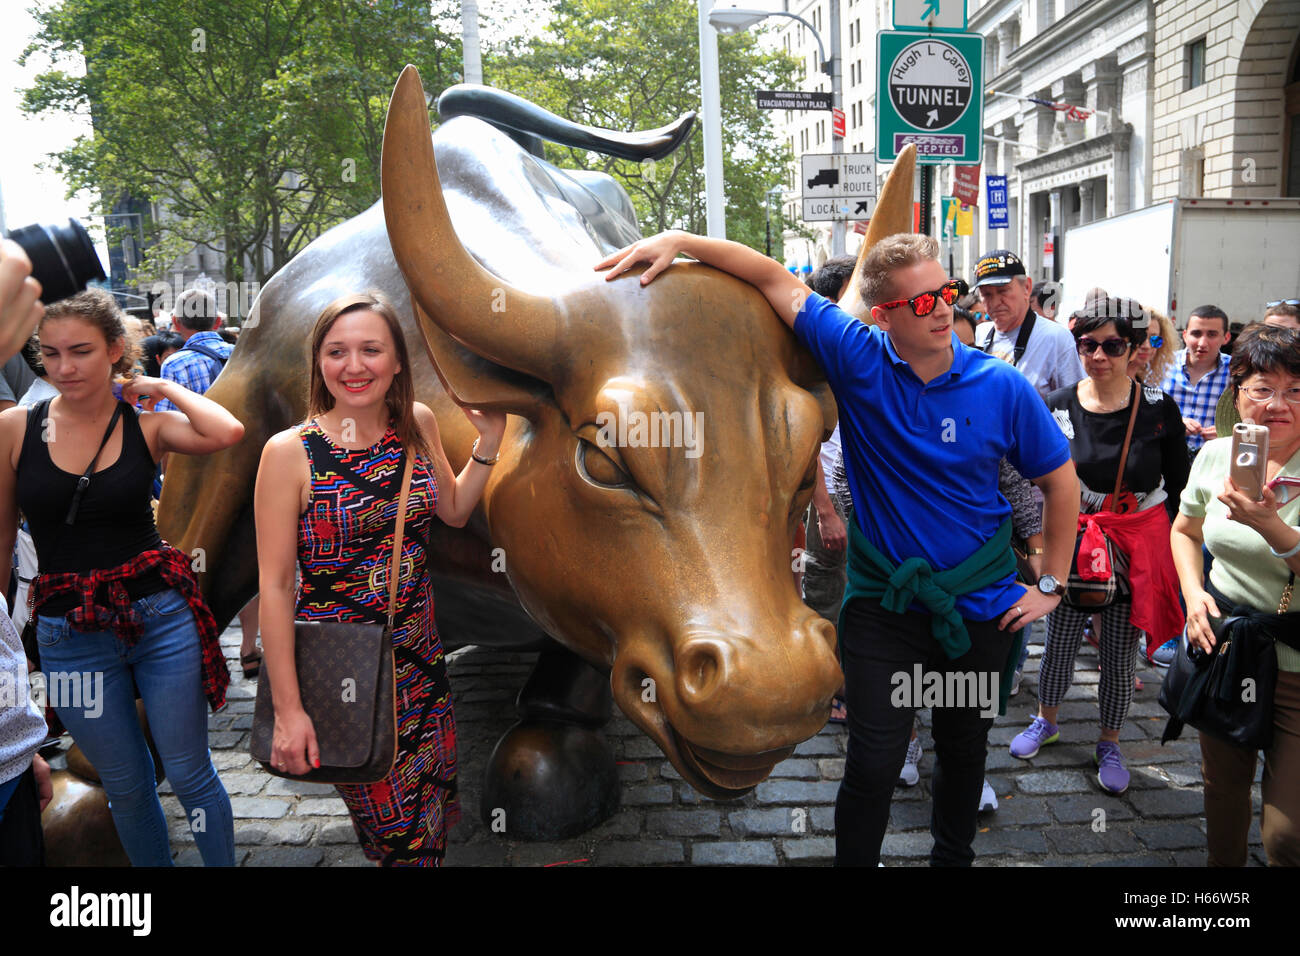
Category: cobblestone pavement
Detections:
[{"x1": 143, "y1": 625, "x2": 1265, "y2": 866}]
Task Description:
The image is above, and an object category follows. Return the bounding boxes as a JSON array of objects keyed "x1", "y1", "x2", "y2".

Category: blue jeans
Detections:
[{"x1": 37, "y1": 588, "x2": 234, "y2": 866}]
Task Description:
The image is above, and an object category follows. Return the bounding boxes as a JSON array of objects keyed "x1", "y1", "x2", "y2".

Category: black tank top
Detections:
[{"x1": 16, "y1": 398, "x2": 165, "y2": 612}]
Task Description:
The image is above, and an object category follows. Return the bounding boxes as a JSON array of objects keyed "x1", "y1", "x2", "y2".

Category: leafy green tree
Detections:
[
  {"x1": 22, "y1": 0, "x2": 462, "y2": 290},
  {"x1": 487, "y1": 0, "x2": 801, "y2": 255}
]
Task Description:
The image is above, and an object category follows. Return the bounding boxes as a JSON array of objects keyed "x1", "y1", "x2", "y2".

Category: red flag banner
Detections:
[{"x1": 952, "y1": 164, "x2": 981, "y2": 206}]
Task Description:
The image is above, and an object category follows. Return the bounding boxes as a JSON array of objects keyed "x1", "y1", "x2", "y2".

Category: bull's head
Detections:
[{"x1": 382, "y1": 66, "x2": 916, "y2": 798}]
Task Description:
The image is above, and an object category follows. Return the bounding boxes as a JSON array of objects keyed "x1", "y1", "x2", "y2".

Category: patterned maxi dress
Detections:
[{"x1": 296, "y1": 420, "x2": 459, "y2": 865}]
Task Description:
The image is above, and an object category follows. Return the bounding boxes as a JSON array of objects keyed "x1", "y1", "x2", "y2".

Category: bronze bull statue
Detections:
[{"x1": 158, "y1": 67, "x2": 916, "y2": 840}]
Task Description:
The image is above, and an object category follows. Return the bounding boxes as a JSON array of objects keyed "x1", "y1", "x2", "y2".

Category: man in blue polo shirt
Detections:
[{"x1": 598, "y1": 230, "x2": 1079, "y2": 866}]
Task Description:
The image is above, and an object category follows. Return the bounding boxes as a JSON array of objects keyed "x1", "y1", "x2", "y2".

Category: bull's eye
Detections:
[{"x1": 577, "y1": 438, "x2": 631, "y2": 489}]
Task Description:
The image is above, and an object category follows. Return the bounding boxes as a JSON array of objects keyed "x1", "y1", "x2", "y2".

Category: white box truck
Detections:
[{"x1": 1058, "y1": 197, "x2": 1300, "y2": 328}]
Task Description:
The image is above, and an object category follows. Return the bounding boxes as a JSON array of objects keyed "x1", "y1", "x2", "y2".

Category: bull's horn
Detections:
[
  {"x1": 837, "y1": 144, "x2": 917, "y2": 321},
  {"x1": 382, "y1": 65, "x2": 562, "y2": 384}
]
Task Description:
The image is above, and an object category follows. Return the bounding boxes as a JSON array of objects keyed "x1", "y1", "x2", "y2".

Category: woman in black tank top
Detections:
[{"x1": 0, "y1": 288, "x2": 244, "y2": 866}]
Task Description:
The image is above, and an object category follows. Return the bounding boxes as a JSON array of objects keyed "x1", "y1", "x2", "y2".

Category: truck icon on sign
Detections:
[{"x1": 807, "y1": 168, "x2": 839, "y2": 189}]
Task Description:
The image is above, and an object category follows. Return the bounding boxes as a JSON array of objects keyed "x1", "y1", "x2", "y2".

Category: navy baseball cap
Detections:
[{"x1": 972, "y1": 250, "x2": 1026, "y2": 289}]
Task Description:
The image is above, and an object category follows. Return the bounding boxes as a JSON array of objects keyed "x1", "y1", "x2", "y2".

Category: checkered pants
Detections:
[{"x1": 1037, "y1": 601, "x2": 1138, "y2": 732}]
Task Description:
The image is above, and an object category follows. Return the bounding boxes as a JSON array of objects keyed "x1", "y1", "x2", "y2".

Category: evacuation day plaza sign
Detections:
[{"x1": 876, "y1": 30, "x2": 983, "y2": 164}]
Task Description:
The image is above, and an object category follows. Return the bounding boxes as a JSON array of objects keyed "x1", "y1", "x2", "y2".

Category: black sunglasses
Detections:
[
  {"x1": 1077, "y1": 336, "x2": 1130, "y2": 357},
  {"x1": 877, "y1": 279, "x2": 969, "y2": 318}
]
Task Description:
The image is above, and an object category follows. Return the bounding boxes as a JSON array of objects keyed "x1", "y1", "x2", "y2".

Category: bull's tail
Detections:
[{"x1": 436, "y1": 83, "x2": 694, "y2": 162}]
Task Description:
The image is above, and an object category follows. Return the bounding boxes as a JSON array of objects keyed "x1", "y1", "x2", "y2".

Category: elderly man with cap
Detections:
[{"x1": 972, "y1": 250, "x2": 1083, "y2": 400}]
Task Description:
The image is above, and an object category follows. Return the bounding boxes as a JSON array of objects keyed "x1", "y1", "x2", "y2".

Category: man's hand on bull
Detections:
[
  {"x1": 595, "y1": 230, "x2": 693, "y2": 286},
  {"x1": 0, "y1": 239, "x2": 44, "y2": 366},
  {"x1": 596, "y1": 230, "x2": 810, "y2": 330}
]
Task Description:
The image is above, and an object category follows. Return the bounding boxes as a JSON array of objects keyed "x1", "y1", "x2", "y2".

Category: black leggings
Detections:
[{"x1": 835, "y1": 596, "x2": 1014, "y2": 866}]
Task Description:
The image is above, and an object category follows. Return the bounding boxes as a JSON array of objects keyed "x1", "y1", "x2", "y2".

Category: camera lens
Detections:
[{"x1": 4, "y1": 218, "x2": 107, "y2": 304}]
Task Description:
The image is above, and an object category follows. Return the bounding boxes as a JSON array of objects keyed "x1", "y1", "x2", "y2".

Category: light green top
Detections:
[{"x1": 1180, "y1": 437, "x2": 1300, "y2": 672}]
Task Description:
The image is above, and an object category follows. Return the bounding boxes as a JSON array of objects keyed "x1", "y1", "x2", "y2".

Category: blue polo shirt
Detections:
[{"x1": 795, "y1": 292, "x2": 1071, "y2": 621}]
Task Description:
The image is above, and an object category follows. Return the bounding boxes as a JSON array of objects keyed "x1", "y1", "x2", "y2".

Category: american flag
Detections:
[{"x1": 1027, "y1": 97, "x2": 1093, "y2": 122}]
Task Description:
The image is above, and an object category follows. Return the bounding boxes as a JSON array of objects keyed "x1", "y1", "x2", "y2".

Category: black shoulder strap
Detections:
[
  {"x1": 183, "y1": 341, "x2": 229, "y2": 368},
  {"x1": 978, "y1": 311, "x2": 1036, "y2": 367},
  {"x1": 64, "y1": 403, "x2": 126, "y2": 526},
  {"x1": 1011, "y1": 312, "x2": 1036, "y2": 367}
]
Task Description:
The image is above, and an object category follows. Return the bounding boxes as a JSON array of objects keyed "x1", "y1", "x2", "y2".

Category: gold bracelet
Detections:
[
  {"x1": 471, "y1": 437, "x2": 499, "y2": 466},
  {"x1": 1027, "y1": 547, "x2": 1045, "y2": 555}
]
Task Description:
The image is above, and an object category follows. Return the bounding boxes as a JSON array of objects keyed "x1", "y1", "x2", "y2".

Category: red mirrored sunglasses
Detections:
[{"x1": 876, "y1": 279, "x2": 969, "y2": 318}]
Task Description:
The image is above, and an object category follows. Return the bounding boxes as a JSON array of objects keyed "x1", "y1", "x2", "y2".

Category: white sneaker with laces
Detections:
[
  {"x1": 898, "y1": 736, "x2": 922, "y2": 787},
  {"x1": 978, "y1": 778, "x2": 998, "y2": 812}
]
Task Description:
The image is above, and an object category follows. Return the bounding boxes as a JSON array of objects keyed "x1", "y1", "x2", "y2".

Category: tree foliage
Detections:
[
  {"x1": 22, "y1": 0, "x2": 462, "y2": 289},
  {"x1": 487, "y1": 0, "x2": 800, "y2": 255}
]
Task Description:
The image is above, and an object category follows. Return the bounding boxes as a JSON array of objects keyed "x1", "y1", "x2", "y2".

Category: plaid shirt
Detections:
[
  {"x1": 1160, "y1": 349, "x2": 1232, "y2": 452},
  {"x1": 31, "y1": 545, "x2": 229, "y2": 712},
  {"x1": 155, "y1": 331, "x2": 232, "y2": 412}
]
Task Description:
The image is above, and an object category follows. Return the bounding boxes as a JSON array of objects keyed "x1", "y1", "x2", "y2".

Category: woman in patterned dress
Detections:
[{"x1": 253, "y1": 292, "x2": 505, "y2": 865}]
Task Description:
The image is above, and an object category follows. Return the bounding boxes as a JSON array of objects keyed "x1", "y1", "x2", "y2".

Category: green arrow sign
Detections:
[{"x1": 876, "y1": 30, "x2": 984, "y2": 165}]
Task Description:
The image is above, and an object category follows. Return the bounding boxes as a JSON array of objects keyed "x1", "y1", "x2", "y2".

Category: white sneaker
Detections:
[
  {"x1": 898, "y1": 736, "x2": 921, "y2": 787},
  {"x1": 978, "y1": 778, "x2": 998, "y2": 812},
  {"x1": 1010, "y1": 669, "x2": 1023, "y2": 697}
]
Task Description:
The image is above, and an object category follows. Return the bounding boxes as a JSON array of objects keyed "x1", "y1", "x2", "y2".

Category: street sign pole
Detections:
[
  {"x1": 920, "y1": 165, "x2": 932, "y2": 237},
  {"x1": 830, "y1": 0, "x2": 845, "y2": 256}
]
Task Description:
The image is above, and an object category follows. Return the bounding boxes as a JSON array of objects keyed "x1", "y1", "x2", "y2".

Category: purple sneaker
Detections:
[
  {"x1": 1009, "y1": 716, "x2": 1059, "y2": 759},
  {"x1": 1095, "y1": 741, "x2": 1130, "y2": 794}
]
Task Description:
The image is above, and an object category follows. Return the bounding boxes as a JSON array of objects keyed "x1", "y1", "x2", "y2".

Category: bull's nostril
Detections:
[{"x1": 678, "y1": 640, "x2": 726, "y2": 704}]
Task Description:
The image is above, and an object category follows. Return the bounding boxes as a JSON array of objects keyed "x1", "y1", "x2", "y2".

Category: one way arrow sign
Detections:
[{"x1": 893, "y1": 0, "x2": 967, "y2": 31}]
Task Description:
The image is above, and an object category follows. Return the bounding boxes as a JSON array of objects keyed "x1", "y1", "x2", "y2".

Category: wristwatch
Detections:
[{"x1": 1037, "y1": 574, "x2": 1065, "y2": 597}]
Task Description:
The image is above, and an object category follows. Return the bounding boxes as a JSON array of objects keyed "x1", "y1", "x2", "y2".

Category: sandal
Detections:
[
  {"x1": 829, "y1": 696, "x2": 848, "y2": 725},
  {"x1": 240, "y1": 650, "x2": 262, "y2": 679}
]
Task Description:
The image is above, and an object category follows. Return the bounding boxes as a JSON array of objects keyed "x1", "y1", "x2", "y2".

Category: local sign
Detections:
[
  {"x1": 800, "y1": 153, "x2": 878, "y2": 222},
  {"x1": 876, "y1": 30, "x2": 984, "y2": 164}
]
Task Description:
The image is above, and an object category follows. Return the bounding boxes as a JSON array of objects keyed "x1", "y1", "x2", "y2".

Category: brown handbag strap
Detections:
[
  {"x1": 1112, "y1": 380, "x2": 1141, "y2": 502},
  {"x1": 385, "y1": 453, "x2": 416, "y2": 629}
]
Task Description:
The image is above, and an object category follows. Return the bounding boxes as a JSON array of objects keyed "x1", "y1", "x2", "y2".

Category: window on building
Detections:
[
  {"x1": 1186, "y1": 38, "x2": 1207, "y2": 90},
  {"x1": 1037, "y1": 0, "x2": 1054, "y2": 31}
]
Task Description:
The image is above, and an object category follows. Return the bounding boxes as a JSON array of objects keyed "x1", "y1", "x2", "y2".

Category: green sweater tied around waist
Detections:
[{"x1": 837, "y1": 517, "x2": 1021, "y2": 716}]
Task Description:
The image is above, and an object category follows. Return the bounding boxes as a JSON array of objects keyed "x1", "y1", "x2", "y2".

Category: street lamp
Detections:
[
  {"x1": 707, "y1": 5, "x2": 845, "y2": 256},
  {"x1": 709, "y1": 8, "x2": 829, "y2": 75},
  {"x1": 765, "y1": 185, "x2": 794, "y2": 259}
]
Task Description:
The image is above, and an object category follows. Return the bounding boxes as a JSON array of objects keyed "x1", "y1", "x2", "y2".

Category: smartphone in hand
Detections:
[{"x1": 1230, "y1": 422, "x2": 1269, "y2": 500}]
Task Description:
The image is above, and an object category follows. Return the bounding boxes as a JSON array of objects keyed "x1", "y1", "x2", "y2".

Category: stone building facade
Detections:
[
  {"x1": 1151, "y1": 0, "x2": 1300, "y2": 199},
  {"x1": 964, "y1": 0, "x2": 1157, "y2": 283}
]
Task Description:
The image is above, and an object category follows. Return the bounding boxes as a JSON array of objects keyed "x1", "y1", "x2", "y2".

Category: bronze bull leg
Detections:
[
  {"x1": 481, "y1": 645, "x2": 619, "y2": 841},
  {"x1": 431, "y1": 571, "x2": 620, "y2": 840}
]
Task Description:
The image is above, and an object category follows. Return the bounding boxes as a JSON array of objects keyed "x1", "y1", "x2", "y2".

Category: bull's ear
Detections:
[
  {"x1": 415, "y1": 302, "x2": 554, "y2": 417},
  {"x1": 808, "y1": 380, "x2": 838, "y2": 442},
  {"x1": 838, "y1": 144, "x2": 918, "y2": 323},
  {"x1": 788, "y1": 346, "x2": 838, "y2": 441}
]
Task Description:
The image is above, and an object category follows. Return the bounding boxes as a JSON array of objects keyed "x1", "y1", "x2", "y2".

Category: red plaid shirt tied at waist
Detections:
[{"x1": 30, "y1": 544, "x2": 229, "y2": 712}]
